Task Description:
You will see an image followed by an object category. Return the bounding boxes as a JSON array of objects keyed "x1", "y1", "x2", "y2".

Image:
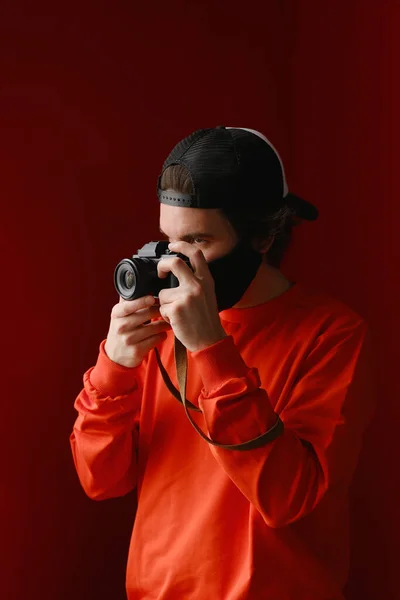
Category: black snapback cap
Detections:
[{"x1": 157, "y1": 126, "x2": 318, "y2": 221}]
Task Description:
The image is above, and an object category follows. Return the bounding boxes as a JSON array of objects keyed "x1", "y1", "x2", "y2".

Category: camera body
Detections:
[{"x1": 114, "y1": 241, "x2": 192, "y2": 301}]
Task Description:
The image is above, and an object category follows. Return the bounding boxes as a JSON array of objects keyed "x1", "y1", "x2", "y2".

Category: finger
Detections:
[
  {"x1": 116, "y1": 307, "x2": 169, "y2": 333},
  {"x1": 114, "y1": 295, "x2": 155, "y2": 317},
  {"x1": 136, "y1": 306, "x2": 164, "y2": 326},
  {"x1": 157, "y1": 256, "x2": 194, "y2": 285},
  {"x1": 142, "y1": 307, "x2": 165, "y2": 325},
  {"x1": 168, "y1": 242, "x2": 209, "y2": 278},
  {"x1": 134, "y1": 330, "x2": 169, "y2": 354},
  {"x1": 157, "y1": 286, "x2": 178, "y2": 306},
  {"x1": 158, "y1": 305, "x2": 171, "y2": 325},
  {"x1": 143, "y1": 319, "x2": 172, "y2": 333},
  {"x1": 126, "y1": 319, "x2": 171, "y2": 344}
]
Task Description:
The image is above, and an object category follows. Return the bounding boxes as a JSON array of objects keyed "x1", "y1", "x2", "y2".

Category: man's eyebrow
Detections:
[{"x1": 159, "y1": 227, "x2": 215, "y2": 240}]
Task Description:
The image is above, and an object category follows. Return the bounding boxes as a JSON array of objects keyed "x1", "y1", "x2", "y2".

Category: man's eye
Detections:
[{"x1": 192, "y1": 238, "x2": 207, "y2": 245}]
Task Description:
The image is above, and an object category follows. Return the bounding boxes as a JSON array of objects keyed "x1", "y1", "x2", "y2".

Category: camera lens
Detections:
[
  {"x1": 114, "y1": 259, "x2": 139, "y2": 300},
  {"x1": 123, "y1": 268, "x2": 135, "y2": 290},
  {"x1": 114, "y1": 256, "x2": 161, "y2": 301}
]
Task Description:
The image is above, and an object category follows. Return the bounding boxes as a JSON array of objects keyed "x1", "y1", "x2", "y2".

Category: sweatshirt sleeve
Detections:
[
  {"x1": 190, "y1": 320, "x2": 375, "y2": 528},
  {"x1": 70, "y1": 340, "x2": 147, "y2": 501}
]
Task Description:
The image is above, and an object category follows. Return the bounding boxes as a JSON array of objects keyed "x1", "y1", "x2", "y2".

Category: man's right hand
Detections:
[{"x1": 104, "y1": 295, "x2": 171, "y2": 368}]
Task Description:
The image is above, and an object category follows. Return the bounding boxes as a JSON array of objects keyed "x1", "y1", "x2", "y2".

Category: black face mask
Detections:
[{"x1": 207, "y1": 237, "x2": 263, "y2": 312}]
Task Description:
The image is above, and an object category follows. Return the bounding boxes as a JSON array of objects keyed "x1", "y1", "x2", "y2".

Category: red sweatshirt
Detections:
[{"x1": 70, "y1": 283, "x2": 374, "y2": 600}]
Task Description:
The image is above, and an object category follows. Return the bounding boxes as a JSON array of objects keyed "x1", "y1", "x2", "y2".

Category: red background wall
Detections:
[
  {"x1": 283, "y1": 4, "x2": 399, "y2": 598},
  {"x1": 0, "y1": 2, "x2": 397, "y2": 599}
]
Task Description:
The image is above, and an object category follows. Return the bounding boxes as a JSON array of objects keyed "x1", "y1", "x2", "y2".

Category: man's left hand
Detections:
[{"x1": 157, "y1": 241, "x2": 227, "y2": 353}]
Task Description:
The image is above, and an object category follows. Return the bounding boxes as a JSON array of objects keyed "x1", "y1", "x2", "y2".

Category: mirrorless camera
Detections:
[{"x1": 114, "y1": 241, "x2": 192, "y2": 301}]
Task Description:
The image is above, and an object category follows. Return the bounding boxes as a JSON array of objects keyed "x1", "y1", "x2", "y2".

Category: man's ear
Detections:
[{"x1": 253, "y1": 235, "x2": 274, "y2": 254}]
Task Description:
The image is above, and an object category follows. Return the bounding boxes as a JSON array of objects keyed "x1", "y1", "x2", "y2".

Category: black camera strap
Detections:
[{"x1": 154, "y1": 337, "x2": 284, "y2": 451}]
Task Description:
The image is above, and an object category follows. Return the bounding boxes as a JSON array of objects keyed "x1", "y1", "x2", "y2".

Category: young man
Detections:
[{"x1": 70, "y1": 127, "x2": 374, "y2": 599}]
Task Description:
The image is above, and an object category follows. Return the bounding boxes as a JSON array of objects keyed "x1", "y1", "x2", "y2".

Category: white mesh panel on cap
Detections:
[{"x1": 227, "y1": 127, "x2": 289, "y2": 197}]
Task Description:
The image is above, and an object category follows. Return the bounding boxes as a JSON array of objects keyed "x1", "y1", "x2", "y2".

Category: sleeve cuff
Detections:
[
  {"x1": 190, "y1": 335, "x2": 252, "y2": 392},
  {"x1": 89, "y1": 340, "x2": 142, "y2": 397}
]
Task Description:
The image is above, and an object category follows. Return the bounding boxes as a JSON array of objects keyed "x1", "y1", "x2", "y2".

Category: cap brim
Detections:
[{"x1": 285, "y1": 193, "x2": 319, "y2": 221}]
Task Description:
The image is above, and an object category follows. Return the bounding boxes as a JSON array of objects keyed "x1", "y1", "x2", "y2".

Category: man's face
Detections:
[{"x1": 159, "y1": 203, "x2": 239, "y2": 262}]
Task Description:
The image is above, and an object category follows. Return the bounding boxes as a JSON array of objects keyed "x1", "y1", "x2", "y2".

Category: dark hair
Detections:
[{"x1": 160, "y1": 164, "x2": 300, "y2": 268}]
